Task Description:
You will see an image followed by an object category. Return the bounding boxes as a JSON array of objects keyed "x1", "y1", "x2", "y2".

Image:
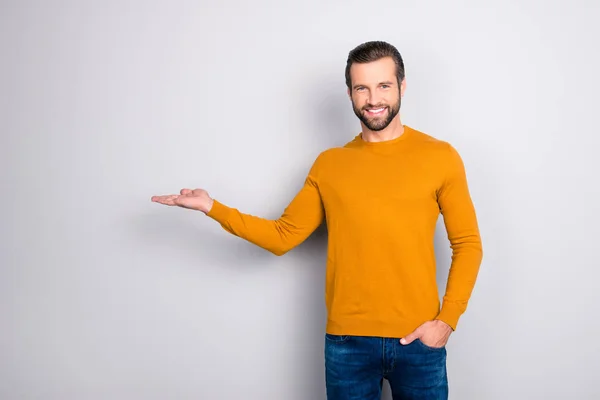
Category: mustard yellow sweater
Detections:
[{"x1": 206, "y1": 125, "x2": 483, "y2": 338}]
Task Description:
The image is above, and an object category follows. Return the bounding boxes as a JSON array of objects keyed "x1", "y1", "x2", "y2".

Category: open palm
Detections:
[{"x1": 151, "y1": 188, "x2": 213, "y2": 213}]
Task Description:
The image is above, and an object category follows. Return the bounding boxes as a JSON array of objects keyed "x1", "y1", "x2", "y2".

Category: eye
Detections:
[{"x1": 381, "y1": 84, "x2": 390, "y2": 89}]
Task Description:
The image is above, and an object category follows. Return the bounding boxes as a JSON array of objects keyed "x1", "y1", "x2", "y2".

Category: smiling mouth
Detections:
[{"x1": 364, "y1": 107, "x2": 387, "y2": 117}]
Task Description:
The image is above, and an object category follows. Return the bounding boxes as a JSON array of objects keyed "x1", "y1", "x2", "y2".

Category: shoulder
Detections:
[
  {"x1": 306, "y1": 146, "x2": 342, "y2": 175},
  {"x1": 406, "y1": 126, "x2": 463, "y2": 160},
  {"x1": 305, "y1": 144, "x2": 357, "y2": 179},
  {"x1": 407, "y1": 126, "x2": 452, "y2": 149},
  {"x1": 314, "y1": 144, "x2": 352, "y2": 163}
]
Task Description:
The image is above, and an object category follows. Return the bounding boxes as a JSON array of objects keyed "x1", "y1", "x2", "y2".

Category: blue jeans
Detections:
[{"x1": 325, "y1": 334, "x2": 448, "y2": 400}]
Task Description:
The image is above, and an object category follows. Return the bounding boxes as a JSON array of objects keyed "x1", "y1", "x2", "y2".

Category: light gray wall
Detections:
[{"x1": 2, "y1": 1, "x2": 599, "y2": 399}]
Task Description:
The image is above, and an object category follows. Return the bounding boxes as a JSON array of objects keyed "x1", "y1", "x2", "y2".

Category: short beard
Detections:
[{"x1": 352, "y1": 96, "x2": 401, "y2": 132}]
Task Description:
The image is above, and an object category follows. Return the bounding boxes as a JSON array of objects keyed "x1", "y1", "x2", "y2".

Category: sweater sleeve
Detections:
[
  {"x1": 205, "y1": 155, "x2": 325, "y2": 256},
  {"x1": 434, "y1": 144, "x2": 483, "y2": 330}
]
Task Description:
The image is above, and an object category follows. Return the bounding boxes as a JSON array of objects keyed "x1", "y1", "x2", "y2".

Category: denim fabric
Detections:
[{"x1": 325, "y1": 334, "x2": 448, "y2": 400}]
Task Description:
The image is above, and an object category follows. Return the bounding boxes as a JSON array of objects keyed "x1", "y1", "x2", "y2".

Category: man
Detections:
[{"x1": 151, "y1": 41, "x2": 483, "y2": 400}]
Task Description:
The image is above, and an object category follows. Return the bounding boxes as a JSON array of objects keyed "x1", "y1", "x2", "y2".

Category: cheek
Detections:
[
  {"x1": 352, "y1": 95, "x2": 368, "y2": 108},
  {"x1": 385, "y1": 94, "x2": 399, "y2": 106}
]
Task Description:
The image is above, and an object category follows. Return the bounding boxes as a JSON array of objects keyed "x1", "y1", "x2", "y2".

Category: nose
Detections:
[{"x1": 368, "y1": 90, "x2": 382, "y2": 106}]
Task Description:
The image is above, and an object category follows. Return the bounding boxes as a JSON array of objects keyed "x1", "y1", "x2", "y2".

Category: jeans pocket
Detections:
[
  {"x1": 415, "y1": 338, "x2": 446, "y2": 352},
  {"x1": 399, "y1": 339, "x2": 448, "y2": 390},
  {"x1": 325, "y1": 333, "x2": 350, "y2": 343}
]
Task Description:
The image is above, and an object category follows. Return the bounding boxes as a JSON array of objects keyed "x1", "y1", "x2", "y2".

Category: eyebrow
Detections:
[{"x1": 353, "y1": 81, "x2": 395, "y2": 89}]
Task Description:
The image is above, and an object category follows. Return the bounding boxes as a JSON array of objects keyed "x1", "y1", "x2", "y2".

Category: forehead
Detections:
[{"x1": 350, "y1": 57, "x2": 397, "y2": 85}]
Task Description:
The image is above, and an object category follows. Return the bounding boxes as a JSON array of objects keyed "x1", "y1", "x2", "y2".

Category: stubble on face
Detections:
[{"x1": 352, "y1": 94, "x2": 401, "y2": 132}]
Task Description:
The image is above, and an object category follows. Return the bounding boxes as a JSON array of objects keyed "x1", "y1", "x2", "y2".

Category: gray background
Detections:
[{"x1": 2, "y1": 0, "x2": 599, "y2": 399}]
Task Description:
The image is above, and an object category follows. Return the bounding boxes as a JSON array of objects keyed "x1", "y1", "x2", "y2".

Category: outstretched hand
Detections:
[
  {"x1": 151, "y1": 188, "x2": 214, "y2": 214},
  {"x1": 400, "y1": 320, "x2": 453, "y2": 348}
]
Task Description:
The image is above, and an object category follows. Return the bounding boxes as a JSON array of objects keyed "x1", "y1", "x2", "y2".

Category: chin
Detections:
[
  {"x1": 364, "y1": 118, "x2": 388, "y2": 131},
  {"x1": 368, "y1": 124, "x2": 388, "y2": 132}
]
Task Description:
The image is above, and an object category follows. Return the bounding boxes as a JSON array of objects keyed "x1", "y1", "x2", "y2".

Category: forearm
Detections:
[
  {"x1": 206, "y1": 199, "x2": 322, "y2": 256},
  {"x1": 436, "y1": 230, "x2": 483, "y2": 329}
]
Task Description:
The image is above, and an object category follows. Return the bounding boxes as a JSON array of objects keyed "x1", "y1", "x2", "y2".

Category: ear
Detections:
[
  {"x1": 347, "y1": 87, "x2": 352, "y2": 100},
  {"x1": 400, "y1": 78, "x2": 407, "y2": 98}
]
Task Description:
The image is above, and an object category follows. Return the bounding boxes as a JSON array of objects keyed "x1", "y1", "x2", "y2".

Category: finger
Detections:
[
  {"x1": 151, "y1": 195, "x2": 175, "y2": 201},
  {"x1": 180, "y1": 189, "x2": 192, "y2": 195},
  {"x1": 400, "y1": 329, "x2": 421, "y2": 345},
  {"x1": 162, "y1": 195, "x2": 179, "y2": 205},
  {"x1": 151, "y1": 195, "x2": 178, "y2": 205}
]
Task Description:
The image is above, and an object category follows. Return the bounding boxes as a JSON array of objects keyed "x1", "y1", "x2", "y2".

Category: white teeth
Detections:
[{"x1": 368, "y1": 108, "x2": 385, "y2": 113}]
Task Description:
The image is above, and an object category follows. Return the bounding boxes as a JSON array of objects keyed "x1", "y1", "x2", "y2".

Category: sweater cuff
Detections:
[
  {"x1": 435, "y1": 302, "x2": 464, "y2": 331},
  {"x1": 205, "y1": 199, "x2": 232, "y2": 224}
]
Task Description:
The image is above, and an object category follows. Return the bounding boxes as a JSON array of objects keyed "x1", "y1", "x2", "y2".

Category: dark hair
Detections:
[{"x1": 345, "y1": 41, "x2": 405, "y2": 89}]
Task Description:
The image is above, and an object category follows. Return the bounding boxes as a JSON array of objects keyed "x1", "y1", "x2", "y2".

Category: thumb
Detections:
[
  {"x1": 180, "y1": 188, "x2": 192, "y2": 195},
  {"x1": 400, "y1": 330, "x2": 420, "y2": 345}
]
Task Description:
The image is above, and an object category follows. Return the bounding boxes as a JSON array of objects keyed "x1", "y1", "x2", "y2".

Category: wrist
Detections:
[
  {"x1": 433, "y1": 318, "x2": 453, "y2": 332},
  {"x1": 202, "y1": 198, "x2": 214, "y2": 214}
]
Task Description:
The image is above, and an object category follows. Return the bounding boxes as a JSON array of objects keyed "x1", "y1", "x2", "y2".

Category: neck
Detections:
[{"x1": 360, "y1": 116, "x2": 405, "y2": 143}]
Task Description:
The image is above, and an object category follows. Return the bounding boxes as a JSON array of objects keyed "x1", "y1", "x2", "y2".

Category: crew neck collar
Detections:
[{"x1": 355, "y1": 125, "x2": 413, "y2": 146}]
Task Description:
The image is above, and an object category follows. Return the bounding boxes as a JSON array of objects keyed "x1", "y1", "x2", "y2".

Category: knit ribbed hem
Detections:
[
  {"x1": 434, "y1": 302, "x2": 464, "y2": 331},
  {"x1": 325, "y1": 313, "x2": 438, "y2": 339}
]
